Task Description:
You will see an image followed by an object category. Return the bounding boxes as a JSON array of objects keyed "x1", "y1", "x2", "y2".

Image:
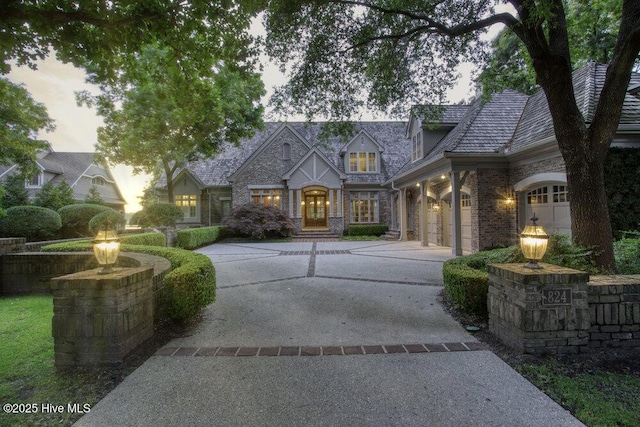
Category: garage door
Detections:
[
  {"x1": 426, "y1": 197, "x2": 438, "y2": 245},
  {"x1": 442, "y1": 193, "x2": 472, "y2": 252},
  {"x1": 524, "y1": 184, "x2": 571, "y2": 235}
]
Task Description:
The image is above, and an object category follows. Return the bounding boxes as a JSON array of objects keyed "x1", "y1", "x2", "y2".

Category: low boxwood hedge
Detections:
[
  {"x1": 121, "y1": 232, "x2": 166, "y2": 247},
  {"x1": 177, "y1": 226, "x2": 225, "y2": 250},
  {"x1": 42, "y1": 241, "x2": 215, "y2": 322},
  {"x1": 347, "y1": 224, "x2": 389, "y2": 236}
]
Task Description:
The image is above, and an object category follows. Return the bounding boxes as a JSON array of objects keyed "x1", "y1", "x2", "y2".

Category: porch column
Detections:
[
  {"x1": 420, "y1": 181, "x2": 428, "y2": 247},
  {"x1": 296, "y1": 190, "x2": 302, "y2": 218},
  {"x1": 400, "y1": 189, "x2": 408, "y2": 240},
  {"x1": 451, "y1": 172, "x2": 463, "y2": 256}
]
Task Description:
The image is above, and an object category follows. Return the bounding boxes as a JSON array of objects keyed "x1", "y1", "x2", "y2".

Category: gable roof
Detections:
[{"x1": 159, "y1": 121, "x2": 409, "y2": 188}]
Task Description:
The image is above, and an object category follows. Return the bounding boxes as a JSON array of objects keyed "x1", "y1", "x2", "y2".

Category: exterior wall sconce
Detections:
[
  {"x1": 520, "y1": 214, "x2": 549, "y2": 269},
  {"x1": 93, "y1": 230, "x2": 121, "y2": 274}
]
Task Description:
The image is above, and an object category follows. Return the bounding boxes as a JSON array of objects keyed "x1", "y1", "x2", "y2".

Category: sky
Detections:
[{"x1": 6, "y1": 35, "x2": 479, "y2": 214}]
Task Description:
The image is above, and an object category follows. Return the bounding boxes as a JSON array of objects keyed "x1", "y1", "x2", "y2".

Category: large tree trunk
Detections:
[{"x1": 563, "y1": 136, "x2": 616, "y2": 271}]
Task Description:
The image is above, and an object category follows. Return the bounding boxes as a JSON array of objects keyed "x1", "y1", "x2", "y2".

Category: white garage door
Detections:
[
  {"x1": 442, "y1": 193, "x2": 472, "y2": 252},
  {"x1": 524, "y1": 184, "x2": 571, "y2": 235},
  {"x1": 426, "y1": 197, "x2": 438, "y2": 245}
]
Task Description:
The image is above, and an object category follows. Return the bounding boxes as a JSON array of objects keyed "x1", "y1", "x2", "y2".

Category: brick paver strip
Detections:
[
  {"x1": 195, "y1": 347, "x2": 220, "y2": 356},
  {"x1": 462, "y1": 342, "x2": 490, "y2": 351},
  {"x1": 301, "y1": 346, "x2": 321, "y2": 356},
  {"x1": 322, "y1": 346, "x2": 343, "y2": 355},
  {"x1": 279, "y1": 346, "x2": 300, "y2": 356},
  {"x1": 362, "y1": 345, "x2": 385, "y2": 354},
  {"x1": 237, "y1": 347, "x2": 260, "y2": 356},
  {"x1": 384, "y1": 345, "x2": 407, "y2": 354},
  {"x1": 258, "y1": 347, "x2": 280, "y2": 356},
  {"x1": 404, "y1": 344, "x2": 428, "y2": 353},
  {"x1": 158, "y1": 342, "x2": 488, "y2": 357},
  {"x1": 155, "y1": 347, "x2": 179, "y2": 356},
  {"x1": 173, "y1": 347, "x2": 199, "y2": 357},
  {"x1": 424, "y1": 343, "x2": 448, "y2": 352},
  {"x1": 343, "y1": 346, "x2": 364, "y2": 355},
  {"x1": 443, "y1": 342, "x2": 468, "y2": 352},
  {"x1": 217, "y1": 347, "x2": 239, "y2": 356}
]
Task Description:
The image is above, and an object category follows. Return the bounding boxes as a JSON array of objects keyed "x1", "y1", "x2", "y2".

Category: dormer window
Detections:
[
  {"x1": 349, "y1": 152, "x2": 377, "y2": 173},
  {"x1": 412, "y1": 132, "x2": 423, "y2": 162},
  {"x1": 92, "y1": 176, "x2": 107, "y2": 186},
  {"x1": 25, "y1": 173, "x2": 43, "y2": 188}
]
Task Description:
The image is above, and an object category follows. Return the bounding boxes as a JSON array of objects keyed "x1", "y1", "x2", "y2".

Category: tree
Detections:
[
  {"x1": 263, "y1": 0, "x2": 640, "y2": 270},
  {"x1": 1, "y1": 0, "x2": 261, "y2": 83},
  {"x1": 1, "y1": 173, "x2": 30, "y2": 209},
  {"x1": 0, "y1": 77, "x2": 54, "y2": 176},
  {"x1": 84, "y1": 44, "x2": 264, "y2": 202},
  {"x1": 33, "y1": 180, "x2": 76, "y2": 211},
  {"x1": 478, "y1": 0, "x2": 625, "y2": 95},
  {"x1": 85, "y1": 184, "x2": 104, "y2": 205}
]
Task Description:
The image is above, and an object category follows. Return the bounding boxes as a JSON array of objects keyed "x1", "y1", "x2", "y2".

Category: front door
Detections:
[{"x1": 304, "y1": 193, "x2": 327, "y2": 227}]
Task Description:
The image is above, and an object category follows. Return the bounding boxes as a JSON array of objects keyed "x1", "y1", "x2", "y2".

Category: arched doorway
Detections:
[{"x1": 302, "y1": 187, "x2": 328, "y2": 228}]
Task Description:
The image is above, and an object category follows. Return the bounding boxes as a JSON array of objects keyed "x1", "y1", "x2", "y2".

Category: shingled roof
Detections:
[{"x1": 158, "y1": 122, "x2": 410, "y2": 188}]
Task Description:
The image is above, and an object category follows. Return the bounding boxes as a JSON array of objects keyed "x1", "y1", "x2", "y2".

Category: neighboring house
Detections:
[
  {"x1": 0, "y1": 145, "x2": 126, "y2": 212},
  {"x1": 157, "y1": 62, "x2": 640, "y2": 254}
]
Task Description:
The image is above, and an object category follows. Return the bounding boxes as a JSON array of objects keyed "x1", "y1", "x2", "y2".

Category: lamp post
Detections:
[
  {"x1": 93, "y1": 230, "x2": 121, "y2": 274},
  {"x1": 520, "y1": 214, "x2": 549, "y2": 269}
]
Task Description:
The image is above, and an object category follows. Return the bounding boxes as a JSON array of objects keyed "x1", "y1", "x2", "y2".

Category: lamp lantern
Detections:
[
  {"x1": 93, "y1": 230, "x2": 121, "y2": 274},
  {"x1": 520, "y1": 214, "x2": 549, "y2": 269}
]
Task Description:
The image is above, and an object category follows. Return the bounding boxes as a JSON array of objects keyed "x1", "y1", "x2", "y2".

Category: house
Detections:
[
  {"x1": 157, "y1": 62, "x2": 640, "y2": 252},
  {"x1": 0, "y1": 145, "x2": 126, "y2": 212}
]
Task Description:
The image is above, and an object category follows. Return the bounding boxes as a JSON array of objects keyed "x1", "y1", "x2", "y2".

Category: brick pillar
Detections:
[
  {"x1": 51, "y1": 266, "x2": 155, "y2": 369},
  {"x1": 487, "y1": 263, "x2": 590, "y2": 355}
]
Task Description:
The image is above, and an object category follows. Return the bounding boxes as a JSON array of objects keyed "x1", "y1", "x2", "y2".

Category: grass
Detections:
[
  {"x1": 517, "y1": 361, "x2": 640, "y2": 426},
  {"x1": 0, "y1": 295, "x2": 125, "y2": 426}
]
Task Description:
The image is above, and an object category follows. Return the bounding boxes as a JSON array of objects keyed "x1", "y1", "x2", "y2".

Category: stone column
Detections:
[
  {"x1": 51, "y1": 266, "x2": 154, "y2": 369},
  {"x1": 487, "y1": 263, "x2": 590, "y2": 355}
]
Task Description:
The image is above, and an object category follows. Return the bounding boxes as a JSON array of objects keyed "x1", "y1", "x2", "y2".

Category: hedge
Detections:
[
  {"x1": 58, "y1": 204, "x2": 112, "y2": 238},
  {"x1": 121, "y1": 232, "x2": 166, "y2": 247},
  {"x1": 347, "y1": 224, "x2": 389, "y2": 236},
  {"x1": 0, "y1": 205, "x2": 62, "y2": 241},
  {"x1": 177, "y1": 226, "x2": 225, "y2": 250},
  {"x1": 42, "y1": 241, "x2": 215, "y2": 322}
]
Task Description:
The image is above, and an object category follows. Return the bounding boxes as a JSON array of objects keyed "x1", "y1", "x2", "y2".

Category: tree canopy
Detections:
[
  {"x1": 478, "y1": 0, "x2": 625, "y2": 95},
  {"x1": 1, "y1": 0, "x2": 262, "y2": 82},
  {"x1": 83, "y1": 44, "x2": 265, "y2": 201},
  {"x1": 262, "y1": 0, "x2": 640, "y2": 270},
  {"x1": 0, "y1": 77, "x2": 53, "y2": 175}
]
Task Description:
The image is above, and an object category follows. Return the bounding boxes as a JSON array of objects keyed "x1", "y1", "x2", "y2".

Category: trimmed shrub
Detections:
[
  {"x1": 543, "y1": 234, "x2": 599, "y2": 274},
  {"x1": 140, "y1": 202, "x2": 184, "y2": 227},
  {"x1": 348, "y1": 224, "x2": 389, "y2": 236},
  {"x1": 0, "y1": 205, "x2": 62, "y2": 241},
  {"x1": 42, "y1": 241, "x2": 215, "y2": 322},
  {"x1": 443, "y1": 262, "x2": 490, "y2": 315},
  {"x1": 177, "y1": 226, "x2": 225, "y2": 249},
  {"x1": 120, "y1": 232, "x2": 166, "y2": 247},
  {"x1": 222, "y1": 203, "x2": 295, "y2": 239},
  {"x1": 614, "y1": 233, "x2": 640, "y2": 274},
  {"x1": 88, "y1": 210, "x2": 126, "y2": 235},
  {"x1": 58, "y1": 204, "x2": 113, "y2": 238}
]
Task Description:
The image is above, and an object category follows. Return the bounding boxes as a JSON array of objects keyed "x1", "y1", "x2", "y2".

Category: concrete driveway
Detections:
[{"x1": 75, "y1": 241, "x2": 582, "y2": 426}]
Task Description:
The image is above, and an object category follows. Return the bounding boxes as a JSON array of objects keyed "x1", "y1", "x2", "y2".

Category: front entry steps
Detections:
[
  {"x1": 292, "y1": 230, "x2": 340, "y2": 241},
  {"x1": 382, "y1": 230, "x2": 401, "y2": 241}
]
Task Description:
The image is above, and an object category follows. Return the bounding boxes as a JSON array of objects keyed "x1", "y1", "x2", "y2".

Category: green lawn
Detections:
[
  {"x1": 518, "y1": 362, "x2": 640, "y2": 426},
  {"x1": 0, "y1": 295, "x2": 104, "y2": 427}
]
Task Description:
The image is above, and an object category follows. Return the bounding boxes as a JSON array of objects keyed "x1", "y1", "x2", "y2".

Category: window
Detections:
[
  {"x1": 92, "y1": 176, "x2": 106, "y2": 186},
  {"x1": 412, "y1": 132, "x2": 423, "y2": 162},
  {"x1": 221, "y1": 200, "x2": 232, "y2": 217},
  {"x1": 25, "y1": 173, "x2": 43, "y2": 188},
  {"x1": 553, "y1": 185, "x2": 569, "y2": 203},
  {"x1": 283, "y1": 143, "x2": 291, "y2": 160},
  {"x1": 251, "y1": 189, "x2": 281, "y2": 208},
  {"x1": 461, "y1": 193, "x2": 471, "y2": 207},
  {"x1": 350, "y1": 192, "x2": 379, "y2": 223},
  {"x1": 527, "y1": 187, "x2": 548, "y2": 204},
  {"x1": 349, "y1": 152, "x2": 377, "y2": 172},
  {"x1": 175, "y1": 194, "x2": 197, "y2": 218}
]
